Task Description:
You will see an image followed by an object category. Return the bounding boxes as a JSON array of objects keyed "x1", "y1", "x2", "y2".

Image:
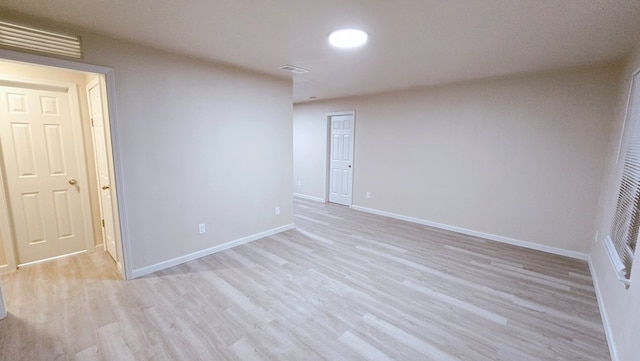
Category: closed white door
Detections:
[
  {"x1": 329, "y1": 113, "x2": 354, "y2": 205},
  {"x1": 0, "y1": 82, "x2": 88, "y2": 264},
  {"x1": 87, "y1": 80, "x2": 117, "y2": 262}
]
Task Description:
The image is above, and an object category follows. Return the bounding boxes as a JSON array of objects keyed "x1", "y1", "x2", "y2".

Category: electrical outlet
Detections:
[
  {"x1": 275, "y1": 206, "x2": 281, "y2": 215},
  {"x1": 366, "y1": 192, "x2": 371, "y2": 199},
  {"x1": 198, "y1": 223, "x2": 206, "y2": 234},
  {"x1": 298, "y1": 180, "x2": 302, "y2": 186}
]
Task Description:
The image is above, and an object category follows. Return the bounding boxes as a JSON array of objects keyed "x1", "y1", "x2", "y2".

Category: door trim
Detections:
[
  {"x1": 0, "y1": 152, "x2": 17, "y2": 271},
  {"x1": 325, "y1": 111, "x2": 356, "y2": 205},
  {"x1": 0, "y1": 48, "x2": 132, "y2": 280},
  {"x1": 0, "y1": 280, "x2": 6, "y2": 319}
]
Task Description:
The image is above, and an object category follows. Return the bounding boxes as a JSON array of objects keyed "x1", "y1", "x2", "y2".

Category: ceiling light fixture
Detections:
[{"x1": 328, "y1": 28, "x2": 368, "y2": 48}]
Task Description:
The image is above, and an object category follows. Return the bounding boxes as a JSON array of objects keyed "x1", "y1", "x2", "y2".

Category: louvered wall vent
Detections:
[
  {"x1": 0, "y1": 21, "x2": 83, "y2": 59},
  {"x1": 279, "y1": 64, "x2": 309, "y2": 74}
]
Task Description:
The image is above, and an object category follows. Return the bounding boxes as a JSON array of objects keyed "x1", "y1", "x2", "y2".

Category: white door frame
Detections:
[
  {"x1": 0, "y1": 281, "x2": 6, "y2": 319},
  {"x1": 0, "y1": 159, "x2": 13, "y2": 274},
  {"x1": 325, "y1": 111, "x2": 356, "y2": 205},
  {"x1": 0, "y1": 48, "x2": 132, "y2": 280}
]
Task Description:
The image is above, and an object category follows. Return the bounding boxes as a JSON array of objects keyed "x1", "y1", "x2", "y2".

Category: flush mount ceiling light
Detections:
[{"x1": 328, "y1": 28, "x2": 368, "y2": 48}]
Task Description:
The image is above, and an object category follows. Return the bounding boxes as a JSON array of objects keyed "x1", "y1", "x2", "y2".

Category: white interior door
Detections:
[
  {"x1": 0, "y1": 82, "x2": 88, "y2": 264},
  {"x1": 87, "y1": 79, "x2": 117, "y2": 262},
  {"x1": 329, "y1": 113, "x2": 354, "y2": 205}
]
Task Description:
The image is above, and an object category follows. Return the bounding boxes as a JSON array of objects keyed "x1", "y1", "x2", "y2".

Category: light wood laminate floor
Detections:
[{"x1": 0, "y1": 199, "x2": 610, "y2": 360}]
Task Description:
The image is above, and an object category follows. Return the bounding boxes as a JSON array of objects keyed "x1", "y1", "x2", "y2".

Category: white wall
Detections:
[
  {"x1": 294, "y1": 64, "x2": 620, "y2": 255},
  {"x1": 293, "y1": 107, "x2": 329, "y2": 200},
  {"x1": 81, "y1": 34, "x2": 293, "y2": 273},
  {"x1": 590, "y1": 43, "x2": 640, "y2": 361},
  {"x1": 1, "y1": 16, "x2": 294, "y2": 275}
]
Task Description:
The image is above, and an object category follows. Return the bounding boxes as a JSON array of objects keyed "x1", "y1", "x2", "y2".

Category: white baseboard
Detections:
[
  {"x1": 588, "y1": 257, "x2": 619, "y2": 361},
  {"x1": 293, "y1": 193, "x2": 325, "y2": 203},
  {"x1": 132, "y1": 223, "x2": 295, "y2": 278},
  {"x1": 18, "y1": 250, "x2": 88, "y2": 267},
  {"x1": 0, "y1": 264, "x2": 8, "y2": 275},
  {"x1": 351, "y1": 205, "x2": 589, "y2": 261}
]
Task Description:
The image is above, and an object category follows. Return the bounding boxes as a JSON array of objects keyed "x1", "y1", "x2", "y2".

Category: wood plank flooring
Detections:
[{"x1": 0, "y1": 199, "x2": 610, "y2": 360}]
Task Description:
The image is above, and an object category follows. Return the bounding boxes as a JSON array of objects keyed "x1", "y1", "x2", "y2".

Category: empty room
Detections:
[{"x1": 1, "y1": 1, "x2": 640, "y2": 360}]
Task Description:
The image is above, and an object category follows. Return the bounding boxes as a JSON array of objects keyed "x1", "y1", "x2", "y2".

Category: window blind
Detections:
[{"x1": 608, "y1": 70, "x2": 640, "y2": 286}]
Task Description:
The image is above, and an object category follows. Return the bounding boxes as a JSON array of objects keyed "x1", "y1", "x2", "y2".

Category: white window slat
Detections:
[{"x1": 607, "y1": 70, "x2": 640, "y2": 287}]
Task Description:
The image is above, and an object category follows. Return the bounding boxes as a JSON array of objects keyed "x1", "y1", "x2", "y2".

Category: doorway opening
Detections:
[{"x1": 0, "y1": 53, "x2": 127, "y2": 279}]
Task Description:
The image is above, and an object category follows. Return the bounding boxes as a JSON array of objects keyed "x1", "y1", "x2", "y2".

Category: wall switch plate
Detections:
[
  {"x1": 275, "y1": 207, "x2": 281, "y2": 215},
  {"x1": 366, "y1": 192, "x2": 371, "y2": 199},
  {"x1": 198, "y1": 223, "x2": 206, "y2": 234}
]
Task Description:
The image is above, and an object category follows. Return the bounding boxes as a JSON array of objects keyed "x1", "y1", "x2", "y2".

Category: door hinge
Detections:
[
  {"x1": 101, "y1": 219, "x2": 105, "y2": 227},
  {"x1": 91, "y1": 118, "x2": 94, "y2": 126}
]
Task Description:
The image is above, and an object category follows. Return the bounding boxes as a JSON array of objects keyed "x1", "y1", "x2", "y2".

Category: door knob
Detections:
[
  {"x1": 68, "y1": 179, "x2": 77, "y2": 185},
  {"x1": 102, "y1": 185, "x2": 110, "y2": 190}
]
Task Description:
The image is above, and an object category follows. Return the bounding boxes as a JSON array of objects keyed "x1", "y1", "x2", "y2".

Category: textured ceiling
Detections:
[{"x1": 2, "y1": 0, "x2": 640, "y2": 103}]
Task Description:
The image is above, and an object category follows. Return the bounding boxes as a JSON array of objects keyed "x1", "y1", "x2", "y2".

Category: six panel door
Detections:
[
  {"x1": 329, "y1": 114, "x2": 354, "y2": 206},
  {"x1": 0, "y1": 82, "x2": 87, "y2": 264}
]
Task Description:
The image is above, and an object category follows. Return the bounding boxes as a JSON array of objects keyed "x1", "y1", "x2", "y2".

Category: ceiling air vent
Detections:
[
  {"x1": 279, "y1": 64, "x2": 309, "y2": 74},
  {"x1": 0, "y1": 21, "x2": 83, "y2": 59}
]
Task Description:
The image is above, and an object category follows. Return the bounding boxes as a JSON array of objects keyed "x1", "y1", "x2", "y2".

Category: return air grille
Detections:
[
  {"x1": 0, "y1": 21, "x2": 82, "y2": 59},
  {"x1": 279, "y1": 64, "x2": 309, "y2": 74}
]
